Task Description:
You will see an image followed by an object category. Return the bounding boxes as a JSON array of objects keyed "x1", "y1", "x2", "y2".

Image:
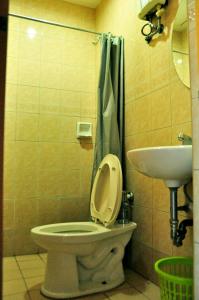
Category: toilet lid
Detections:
[{"x1": 90, "y1": 154, "x2": 123, "y2": 227}]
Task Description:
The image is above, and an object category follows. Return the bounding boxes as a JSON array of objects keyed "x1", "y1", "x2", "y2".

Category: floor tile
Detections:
[
  {"x1": 25, "y1": 276, "x2": 43, "y2": 291},
  {"x1": 16, "y1": 255, "x2": 42, "y2": 262},
  {"x1": 3, "y1": 257, "x2": 16, "y2": 263},
  {"x1": 125, "y1": 270, "x2": 150, "y2": 289},
  {"x1": 113, "y1": 281, "x2": 130, "y2": 290},
  {"x1": 3, "y1": 279, "x2": 27, "y2": 296},
  {"x1": 18, "y1": 261, "x2": 44, "y2": 270},
  {"x1": 3, "y1": 291, "x2": 31, "y2": 300},
  {"x1": 39, "y1": 253, "x2": 47, "y2": 262},
  {"x1": 3, "y1": 256, "x2": 159, "y2": 300},
  {"x1": 29, "y1": 290, "x2": 48, "y2": 300},
  {"x1": 21, "y1": 267, "x2": 45, "y2": 279},
  {"x1": 106, "y1": 287, "x2": 148, "y2": 299},
  {"x1": 139, "y1": 281, "x2": 160, "y2": 300},
  {"x1": 3, "y1": 268, "x2": 23, "y2": 281},
  {"x1": 3, "y1": 258, "x2": 18, "y2": 271},
  {"x1": 125, "y1": 269, "x2": 160, "y2": 299}
]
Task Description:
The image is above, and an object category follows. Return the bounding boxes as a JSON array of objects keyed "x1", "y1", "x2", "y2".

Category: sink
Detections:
[{"x1": 127, "y1": 146, "x2": 192, "y2": 187}]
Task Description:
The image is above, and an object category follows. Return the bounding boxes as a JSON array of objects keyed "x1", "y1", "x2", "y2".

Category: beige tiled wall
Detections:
[
  {"x1": 96, "y1": 0, "x2": 193, "y2": 283},
  {"x1": 4, "y1": 0, "x2": 97, "y2": 255},
  {"x1": 188, "y1": 0, "x2": 199, "y2": 298}
]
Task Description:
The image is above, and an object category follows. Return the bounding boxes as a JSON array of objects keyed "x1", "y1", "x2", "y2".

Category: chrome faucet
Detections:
[{"x1": 177, "y1": 132, "x2": 192, "y2": 145}]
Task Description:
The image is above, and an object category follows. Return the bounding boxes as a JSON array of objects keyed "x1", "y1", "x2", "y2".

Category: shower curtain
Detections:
[{"x1": 91, "y1": 33, "x2": 125, "y2": 188}]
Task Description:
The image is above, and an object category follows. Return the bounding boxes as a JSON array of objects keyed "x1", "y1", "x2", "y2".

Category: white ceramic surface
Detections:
[
  {"x1": 31, "y1": 222, "x2": 137, "y2": 299},
  {"x1": 127, "y1": 145, "x2": 192, "y2": 187},
  {"x1": 31, "y1": 154, "x2": 137, "y2": 299}
]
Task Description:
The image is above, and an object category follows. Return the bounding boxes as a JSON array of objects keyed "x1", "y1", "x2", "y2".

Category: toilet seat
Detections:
[{"x1": 90, "y1": 154, "x2": 122, "y2": 227}]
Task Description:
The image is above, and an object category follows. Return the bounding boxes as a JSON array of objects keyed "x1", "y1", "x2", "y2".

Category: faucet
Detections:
[{"x1": 177, "y1": 132, "x2": 192, "y2": 145}]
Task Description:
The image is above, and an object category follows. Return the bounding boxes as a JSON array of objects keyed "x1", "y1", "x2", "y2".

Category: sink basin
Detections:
[{"x1": 127, "y1": 146, "x2": 192, "y2": 187}]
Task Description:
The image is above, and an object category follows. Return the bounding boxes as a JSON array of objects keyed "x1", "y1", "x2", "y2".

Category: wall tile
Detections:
[
  {"x1": 152, "y1": 210, "x2": 172, "y2": 255},
  {"x1": 18, "y1": 59, "x2": 40, "y2": 86},
  {"x1": 171, "y1": 80, "x2": 192, "y2": 125},
  {"x1": 39, "y1": 114, "x2": 61, "y2": 142},
  {"x1": 59, "y1": 197, "x2": 89, "y2": 222},
  {"x1": 150, "y1": 42, "x2": 170, "y2": 90},
  {"x1": 152, "y1": 249, "x2": 168, "y2": 285},
  {"x1": 60, "y1": 169, "x2": 81, "y2": 198},
  {"x1": 3, "y1": 200, "x2": 15, "y2": 230},
  {"x1": 6, "y1": 57, "x2": 18, "y2": 84},
  {"x1": 18, "y1": 32, "x2": 41, "y2": 61},
  {"x1": 17, "y1": 85, "x2": 39, "y2": 113},
  {"x1": 39, "y1": 142, "x2": 62, "y2": 171},
  {"x1": 39, "y1": 88, "x2": 60, "y2": 114},
  {"x1": 3, "y1": 142, "x2": 17, "y2": 200},
  {"x1": 5, "y1": 84, "x2": 17, "y2": 112},
  {"x1": 127, "y1": 170, "x2": 153, "y2": 208},
  {"x1": 41, "y1": 36, "x2": 63, "y2": 64},
  {"x1": 16, "y1": 113, "x2": 39, "y2": 141},
  {"x1": 128, "y1": 240, "x2": 153, "y2": 280},
  {"x1": 60, "y1": 143, "x2": 80, "y2": 170},
  {"x1": 131, "y1": 95, "x2": 151, "y2": 134},
  {"x1": 15, "y1": 142, "x2": 39, "y2": 198},
  {"x1": 38, "y1": 169, "x2": 61, "y2": 198},
  {"x1": 125, "y1": 101, "x2": 134, "y2": 137},
  {"x1": 5, "y1": 0, "x2": 96, "y2": 257},
  {"x1": 80, "y1": 92, "x2": 96, "y2": 118},
  {"x1": 4, "y1": 112, "x2": 16, "y2": 141},
  {"x1": 152, "y1": 179, "x2": 170, "y2": 213},
  {"x1": 151, "y1": 86, "x2": 171, "y2": 130},
  {"x1": 60, "y1": 90, "x2": 81, "y2": 116},
  {"x1": 149, "y1": 127, "x2": 172, "y2": 147},
  {"x1": 14, "y1": 228, "x2": 38, "y2": 255},
  {"x1": 15, "y1": 197, "x2": 39, "y2": 229},
  {"x1": 7, "y1": 30, "x2": 19, "y2": 58},
  {"x1": 40, "y1": 62, "x2": 62, "y2": 89},
  {"x1": 133, "y1": 206, "x2": 153, "y2": 247},
  {"x1": 3, "y1": 230, "x2": 15, "y2": 257},
  {"x1": 60, "y1": 116, "x2": 79, "y2": 143},
  {"x1": 96, "y1": 0, "x2": 192, "y2": 281}
]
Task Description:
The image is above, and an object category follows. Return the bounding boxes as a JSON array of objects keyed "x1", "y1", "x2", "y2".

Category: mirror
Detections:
[{"x1": 172, "y1": 0, "x2": 190, "y2": 88}]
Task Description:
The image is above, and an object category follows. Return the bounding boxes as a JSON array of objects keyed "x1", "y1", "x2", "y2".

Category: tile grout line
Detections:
[
  {"x1": 3, "y1": 256, "x2": 32, "y2": 299},
  {"x1": 5, "y1": 255, "x2": 158, "y2": 299},
  {"x1": 14, "y1": 254, "x2": 45, "y2": 300}
]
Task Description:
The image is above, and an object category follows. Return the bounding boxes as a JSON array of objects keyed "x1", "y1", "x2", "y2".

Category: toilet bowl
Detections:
[{"x1": 31, "y1": 154, "x2": 137, "y2": 299}]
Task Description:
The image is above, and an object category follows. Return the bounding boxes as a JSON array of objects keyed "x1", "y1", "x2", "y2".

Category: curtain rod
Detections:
[{"x1": 8, "y1": 13, "x2": 102, "y2": 36}]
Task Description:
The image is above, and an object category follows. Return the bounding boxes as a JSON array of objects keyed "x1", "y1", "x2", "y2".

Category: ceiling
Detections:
[{"x1": 63, "y1": 0, "x2": 102, "y2": 8}]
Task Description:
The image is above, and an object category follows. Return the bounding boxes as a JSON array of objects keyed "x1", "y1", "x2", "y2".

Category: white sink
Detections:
[{"x1": 127, "y1": 146, "x2": 192, "y2": 187}]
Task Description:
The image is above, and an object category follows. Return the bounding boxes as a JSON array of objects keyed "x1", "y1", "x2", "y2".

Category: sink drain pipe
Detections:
[{"x1": 169, "y1": 187, "x2": 193, "y2": 247}]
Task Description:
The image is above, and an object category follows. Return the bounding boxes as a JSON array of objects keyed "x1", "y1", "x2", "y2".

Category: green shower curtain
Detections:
[{"x1": 91, "y1": 33, "x2": 125, "y2": 188}]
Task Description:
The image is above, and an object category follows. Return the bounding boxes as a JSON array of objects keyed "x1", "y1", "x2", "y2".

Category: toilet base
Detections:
[
  {"x1": 41, "y1": 276, "x2": 124, "y2": 299},
  {"x1": 41, "y1": 249, "x2": 125, "y2": 299}
]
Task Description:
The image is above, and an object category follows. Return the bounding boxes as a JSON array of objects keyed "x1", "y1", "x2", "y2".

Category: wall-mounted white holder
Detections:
[{"x1": 76, "y1": 122, "x2": 92, "y2": 139}]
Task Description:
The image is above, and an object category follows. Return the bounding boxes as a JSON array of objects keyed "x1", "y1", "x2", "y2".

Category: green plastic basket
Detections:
[{"x1": 155, "y1": 257, "x2": 193, "y2": 300}]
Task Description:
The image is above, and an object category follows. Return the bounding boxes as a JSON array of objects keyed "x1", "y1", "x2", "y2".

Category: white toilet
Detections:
[{"x1": 31, "y1": 154, "x2": 137, "y2": 299}]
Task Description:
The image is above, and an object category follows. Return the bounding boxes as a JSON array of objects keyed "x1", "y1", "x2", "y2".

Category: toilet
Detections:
[{"x1": 31, "y1": 154, "x2": 137, "y2": 299}]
